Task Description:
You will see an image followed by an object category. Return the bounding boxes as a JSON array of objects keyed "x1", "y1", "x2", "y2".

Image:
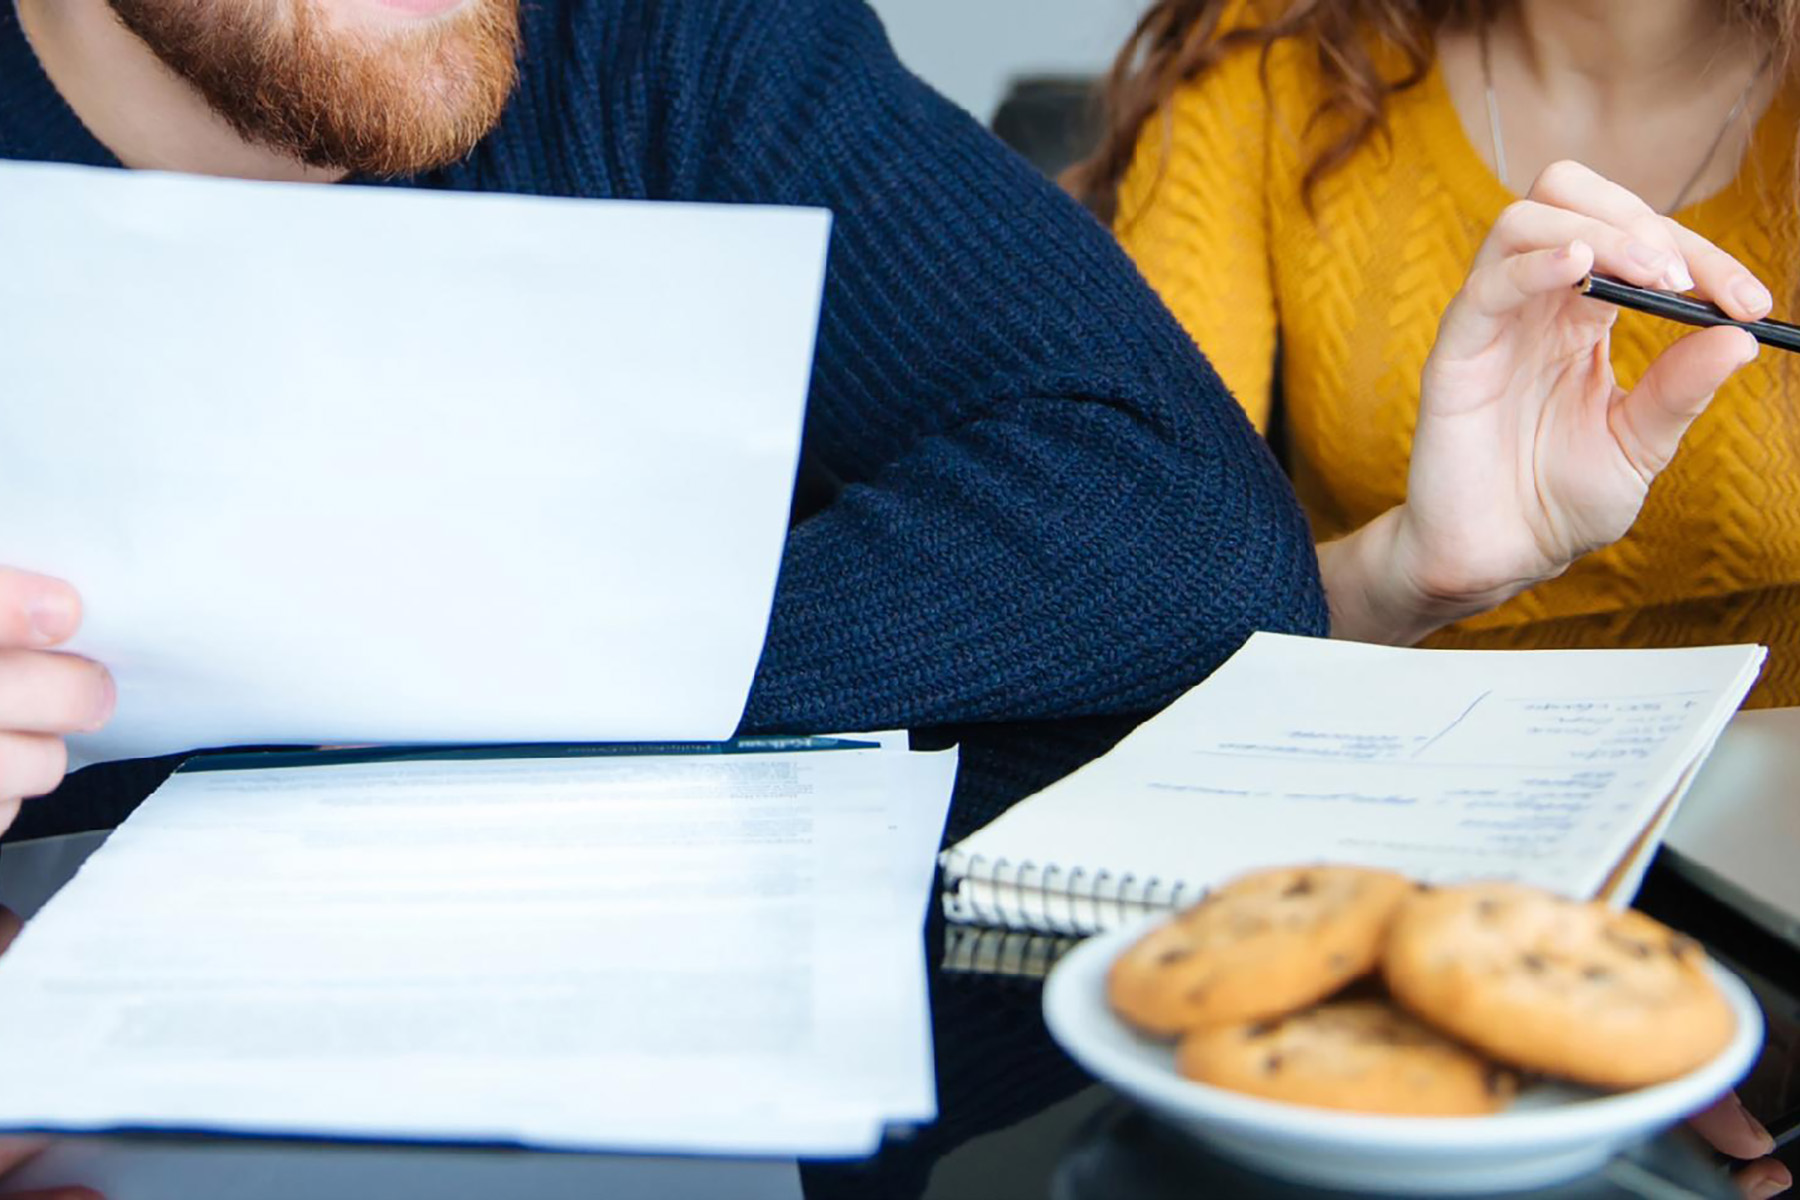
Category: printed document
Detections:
[{"x1": 0, "y1": 746, "x2": 956, "y2": 1156}]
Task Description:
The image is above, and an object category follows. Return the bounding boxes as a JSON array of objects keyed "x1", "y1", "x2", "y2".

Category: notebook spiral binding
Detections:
[{"x1": 939, "y1": 851, "x2": 1203, "y2": 936}]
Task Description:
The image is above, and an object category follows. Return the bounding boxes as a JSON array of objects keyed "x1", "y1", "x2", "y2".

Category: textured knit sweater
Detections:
[
  {"x1": 0, "y1": 0, "x2": 1326, "y2": 838},
  {"x1": 1117, "y1": 13, "x2": 1800, "y2": 705}
]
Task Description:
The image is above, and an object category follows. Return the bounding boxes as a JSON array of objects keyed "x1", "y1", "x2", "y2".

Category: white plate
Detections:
[{"x1": 1043, "y1": 920, "x2": 1765, "y2": 1195}]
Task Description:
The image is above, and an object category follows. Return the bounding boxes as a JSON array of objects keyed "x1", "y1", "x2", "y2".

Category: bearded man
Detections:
[{"x1": 0, "y1": 0, "x2": 1324, "y2": 837}]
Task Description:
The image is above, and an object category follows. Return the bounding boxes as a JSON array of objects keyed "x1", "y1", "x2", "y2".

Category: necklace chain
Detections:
[{"x1": 1478, "y1": 21, "x2": 1771, "y2": 216}]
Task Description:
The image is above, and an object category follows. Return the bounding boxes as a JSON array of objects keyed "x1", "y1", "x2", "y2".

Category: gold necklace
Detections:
[{"x1": 1478, "y1": 20, "x2": 1771, "y2": 215}]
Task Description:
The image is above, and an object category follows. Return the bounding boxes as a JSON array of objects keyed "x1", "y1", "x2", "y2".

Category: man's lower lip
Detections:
[{"x1": 373, "y1": 0, "x2": 465, "y2": 14}]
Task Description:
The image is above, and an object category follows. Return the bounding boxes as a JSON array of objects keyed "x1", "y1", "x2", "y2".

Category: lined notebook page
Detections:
[{"x1": 942, "y1": 635, "x2": 1764, "y2": 932}]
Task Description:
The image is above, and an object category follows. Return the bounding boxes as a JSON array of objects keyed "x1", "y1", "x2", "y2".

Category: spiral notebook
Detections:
[{"x1": 941, "y1": 634, "x2": 1765, "y2": 940}]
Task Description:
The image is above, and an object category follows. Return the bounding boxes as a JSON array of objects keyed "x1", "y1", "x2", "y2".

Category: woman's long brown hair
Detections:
[{"x1": 1069, "y1": 0, "x2": 1800, "y2": 226}]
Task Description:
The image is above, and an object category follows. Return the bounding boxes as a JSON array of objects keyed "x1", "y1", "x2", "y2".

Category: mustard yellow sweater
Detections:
[{"x1": 1117, "y1": 28, "x2": 1800, "y2": 705}]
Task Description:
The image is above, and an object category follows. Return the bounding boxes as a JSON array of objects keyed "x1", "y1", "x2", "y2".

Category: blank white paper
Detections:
[{"x1": 0, "y1": 161, "x2": 831, "y2": 763}]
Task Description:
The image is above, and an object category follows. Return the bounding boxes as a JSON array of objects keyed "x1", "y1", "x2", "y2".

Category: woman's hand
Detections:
[
  {"x1": 1691, "y1": 1092, "x2": 1791, "y2": 1198},
  {"x1": 1322, "y1": 160, "x2": 1769, "y2": 644},
  {"x1": 0, "y1": 569, "x2": 113, "y2": 838}
]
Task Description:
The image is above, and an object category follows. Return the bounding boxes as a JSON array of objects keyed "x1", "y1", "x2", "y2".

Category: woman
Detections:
[
  {"x1": 1071, "y1": 0, "x2": 1800, "y2": 705},
  {"x1": 1070, "y1": 2, "x2": 1791, "y2": 1192}
]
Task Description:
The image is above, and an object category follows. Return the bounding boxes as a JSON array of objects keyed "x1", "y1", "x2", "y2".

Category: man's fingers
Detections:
[
  {"x1": 0, "y1": 735, "x2": 69, "y2": 805},
  {"x1": 1611, "y1": 326, "x2": 1757, "y2": 483},
  {"x1": 0, "y1": 653, "x2": 114, "y2": 737},
  {"x1": 0, "y1": 797, "x2": 18, "y2": 839},
  {"x1": 1667, "y1": 221, "x2": 1775, "y2": 321},
  {"x1": 0, "y1": 571, "x2": 80, "y2": 653},
  {"x1": 1527, "y1": 160, "x2": 1691, "y2": 289}
]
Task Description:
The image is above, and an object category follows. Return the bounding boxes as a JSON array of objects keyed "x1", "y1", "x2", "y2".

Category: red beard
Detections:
[{"x1": 107, "y1": 0, "x2": 521, "y2": 177}]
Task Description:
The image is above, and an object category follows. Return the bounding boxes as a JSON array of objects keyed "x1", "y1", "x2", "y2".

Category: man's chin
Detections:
[{"x1": 107, "y1": 0, "x2": 522, "y2": 178}]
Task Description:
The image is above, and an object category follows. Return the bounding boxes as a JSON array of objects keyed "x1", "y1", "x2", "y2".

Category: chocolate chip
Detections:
[
  {"x1": 1485, "y1": 1068, "x2": 1510, "y2": 1096},
  {"x1": 1246, "y1": 1021, "x2": 1279, "y2": 1039},
  {"x1": 1477, "y1": 899, "x2": 1500, "y2": 918},
  {"x1": 1582, "y1": 964, "x2": 1611, "y2": 981},
  {"x1": 1329, "y1": 952, "x2": 1351, "y2": 972},
  {"x1": 1283, "y1": 876, "x2": 1316, "y2": 898},
  {"x1": 1604, "y1": 930, "x2": 1653, "y2": 958},
  {"x1": 1156, "y1": 948, "x2": 1190, "y2": 966},
  {"x1": 1669, "y1": 934, "x2": 1700, "y2": 960},
  {"x1": 1264, "y1": 1054, "x2": 1284, "y2": 1074}
]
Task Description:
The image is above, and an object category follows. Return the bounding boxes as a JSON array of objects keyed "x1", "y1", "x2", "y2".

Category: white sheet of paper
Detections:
[
  {"x1": 9, "y1": 1139, "x2": 804, "y2": 1200},
  {"x1": 944, "y1": 633, "x2": 1765, "y2": 927},
  {"x1": 0, "y1": 161, "x2": 831, "y2": 763},
  {"x1": 0, "y1": 746, "x2": 957, "y2": 1157}
]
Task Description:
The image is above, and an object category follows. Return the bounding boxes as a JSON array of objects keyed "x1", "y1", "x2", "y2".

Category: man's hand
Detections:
[{"x1": 0, "y1": 568, "x2": 113, "y2": 838}]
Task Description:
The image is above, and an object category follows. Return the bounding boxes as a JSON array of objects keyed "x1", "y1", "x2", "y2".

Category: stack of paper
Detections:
[{"x1": 0, "y1": 742, "x2": 953, "y2": 1157}]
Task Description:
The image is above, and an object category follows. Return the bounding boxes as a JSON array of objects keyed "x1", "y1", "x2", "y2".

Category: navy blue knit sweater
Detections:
[{"x1": 0, "y1": 0, "x2": 1327, "y2": 834}]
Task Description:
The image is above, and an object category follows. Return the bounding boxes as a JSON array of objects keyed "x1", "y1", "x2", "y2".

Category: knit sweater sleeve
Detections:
[
  {"x1": 664, "y1": 0, "x2": 1327, "y2": 732},
  {"x1": 1113, "y1": 15, "x2": 1279, "y2": 434}
]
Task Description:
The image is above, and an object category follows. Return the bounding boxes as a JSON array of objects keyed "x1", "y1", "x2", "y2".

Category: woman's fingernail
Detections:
[
  {"x1": 1736, "y1": 279, "x2": 1775, "y2": 315},
  {"x1": 1751, "y1": 1175, "x2": 1790, "y2": 1200},
  {"x1": 26, "y1": 589, "x2": 79, "y2": 646},
  {"x1": 1666, "y1": 263, "x2": 1697, "y2": 292},
  {"x1": 1627, "y1": 241, "x2": 1670, "y2": 273},
  {"x1": 1736, "y1": 1095, "x2": 1777, "y2": 1155}
]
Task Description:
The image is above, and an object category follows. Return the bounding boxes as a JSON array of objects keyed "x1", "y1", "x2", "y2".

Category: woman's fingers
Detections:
[
  {"x1": 1434, "y1": 240, "x2": 1597, "y2": 361},
  {"x1": 0, "y1": 653, "x2": 112, "y2": 738},
  {"x1": 0, "y1": 1140, "x2": 48, "y2": 1181},
  {"x1": 1527, "y1": 160, "x2": 1691, "y2": 289},
  {"x1": 1734, "y1": 1156, "x2": 1793, "y2": 1198},
  {"x1": 1667, "y1": 220, "x2": 1775, "y2": 321},
  {"x1": 1691, "y1": 1092, "x2": 1778, "y2": 1159},
  {"x1": 1482, "y1": 200, "x2": 1686, "y2": 291},
  {"x1": 1611, "y1": 325, "x2": 1758, "y2": 484},
  {"x1": 0, "y1": 906, "x2": 21, "y2": 957},
  {"x1": 1524, "y1": 161, "x2": 1773, "y2": 319}
]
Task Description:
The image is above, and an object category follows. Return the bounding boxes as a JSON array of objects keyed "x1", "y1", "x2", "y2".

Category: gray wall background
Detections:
[{"x1": 866, "y1": 0, "x2": 1141, "y2": 123}]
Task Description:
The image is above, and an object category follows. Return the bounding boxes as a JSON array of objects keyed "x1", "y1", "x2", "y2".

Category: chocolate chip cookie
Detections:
[
  {"x1": 1383, "y1": 883, "x2": 1735, "y2": 1089},
  {"x1": 1107, "y1": 865, "x2": 1414, "y2": 1037},
  {"x1": 1176, "y1": 996, "x2": 1518, "y2": 1115}
]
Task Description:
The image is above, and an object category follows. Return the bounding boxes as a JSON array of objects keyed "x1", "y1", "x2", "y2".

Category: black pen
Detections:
[
  {"x1": 1579, "y1": 273, "x2": 1800, "y2": 354},
  {"x1": 1770, "y1": 1106, "x2": 1800, "y2": 1152}
]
